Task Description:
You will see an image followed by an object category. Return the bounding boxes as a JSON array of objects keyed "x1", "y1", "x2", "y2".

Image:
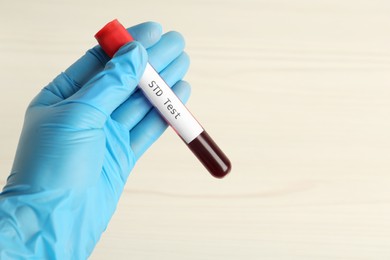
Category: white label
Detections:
[{"x1": 138, "y1": 63, "x2": 204, "y2": 143}]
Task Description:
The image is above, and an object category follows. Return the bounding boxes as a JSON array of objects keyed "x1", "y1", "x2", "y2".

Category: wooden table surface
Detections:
[{"x1": 1, "y1": 0, "x2": 390, "y2": 259}]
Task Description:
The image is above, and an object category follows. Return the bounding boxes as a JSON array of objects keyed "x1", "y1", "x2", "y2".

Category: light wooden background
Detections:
[{"x1": 1, "y1": 0, "x2": 390, "y2": 259}]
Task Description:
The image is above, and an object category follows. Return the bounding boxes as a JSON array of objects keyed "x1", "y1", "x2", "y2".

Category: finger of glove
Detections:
[
  {"x1": 147, "y1": 31, "x2": 185, "y2": 72},
  {"x1": 65, "y1": 22, "x2": 163, "y2": 87},
  {"x1": 64, "y1": 42, "x2": 147, "y2": 122},
  {"x1": 130, "y1": 80, "x2": 191, "y2": 160},
  {"x1": 111, "y1": 52, "x2": 190, "y2": 130},
  {"x1": 127, "y1": 22, "x2": 163, "y2": 49},
  {"x1": 31, "y1": 22, "x2": 162, "y2": 107}
]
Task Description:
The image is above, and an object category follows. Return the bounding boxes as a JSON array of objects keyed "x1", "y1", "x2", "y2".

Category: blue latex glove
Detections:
[{"x1": 0, "y1": 22, "x2": 191, "y2": 259}]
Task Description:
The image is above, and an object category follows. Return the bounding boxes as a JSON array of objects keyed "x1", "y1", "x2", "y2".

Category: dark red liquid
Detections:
[{"x1": 187, "y1": 131, "x2": 231, "y2": 178}]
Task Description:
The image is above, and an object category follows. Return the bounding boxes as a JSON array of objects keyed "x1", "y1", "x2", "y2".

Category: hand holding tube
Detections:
[{"x1": 0, "y1": 22, "x2": 190, "y2": 259}]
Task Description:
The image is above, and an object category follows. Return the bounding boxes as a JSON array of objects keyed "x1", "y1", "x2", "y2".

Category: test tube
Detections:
[{"x1": 95, "y1": 19, "x2": 231, "y2": 178}]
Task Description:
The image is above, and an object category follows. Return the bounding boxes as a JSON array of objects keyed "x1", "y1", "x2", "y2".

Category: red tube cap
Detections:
[{"x1": 95, "y1": 19, "x2": 134, "y2": 57}]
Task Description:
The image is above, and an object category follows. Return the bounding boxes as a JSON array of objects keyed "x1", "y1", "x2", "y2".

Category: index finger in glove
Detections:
[{"x1": 32, "y1": 22, "x2": 162, "y2": 107}]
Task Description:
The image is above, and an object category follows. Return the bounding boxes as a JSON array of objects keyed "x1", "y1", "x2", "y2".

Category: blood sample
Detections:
[{"x1": 95, "y1": 19, "x2": 231, "y2": 178}]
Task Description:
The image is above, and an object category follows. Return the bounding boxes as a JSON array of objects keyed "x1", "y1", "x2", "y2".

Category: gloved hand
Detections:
[{"x1": 0, "y1": 21, "x2": 191, "y2": 259}]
